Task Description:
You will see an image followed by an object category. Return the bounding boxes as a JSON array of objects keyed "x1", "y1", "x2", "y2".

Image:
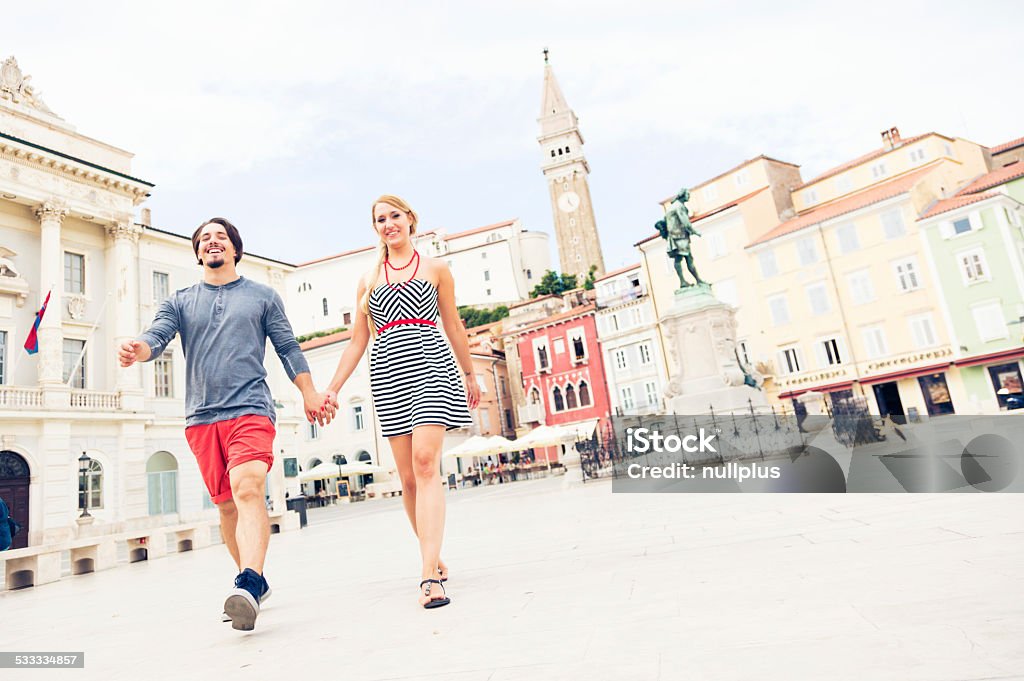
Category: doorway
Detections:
[
  {"x1": 0, "y1": 451, "x2": 30, "y2": 550},
  {"x1": 918, "y1": 373, "x2": 955, "y2": 416},
  {"x1": 872, "y1": 382, "x2": 906, "y2": 423}
]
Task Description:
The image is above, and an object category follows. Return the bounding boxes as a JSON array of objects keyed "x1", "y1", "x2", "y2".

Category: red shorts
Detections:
[{"x1": 184, "y1": 415, "x2": 275, "y2": 504}]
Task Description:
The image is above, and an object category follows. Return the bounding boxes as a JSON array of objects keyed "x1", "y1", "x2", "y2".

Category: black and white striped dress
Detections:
[{"x1": 368, "y1": 279, "x2": 473, "y2": 437}]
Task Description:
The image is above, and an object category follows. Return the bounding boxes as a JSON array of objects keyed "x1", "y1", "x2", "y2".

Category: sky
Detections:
[{"x1": 5, "y1": 1, "x2": 1023, "y2": 271}]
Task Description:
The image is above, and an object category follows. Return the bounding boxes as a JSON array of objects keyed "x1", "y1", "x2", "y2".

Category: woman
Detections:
[{"x1": 326, "y1": 195, "x2": 479, "y2": 609}]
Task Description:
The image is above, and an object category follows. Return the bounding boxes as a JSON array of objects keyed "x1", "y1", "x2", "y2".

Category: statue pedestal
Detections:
[{"x1": 660, "y1": 285, "x2": 767, "y2": 415}]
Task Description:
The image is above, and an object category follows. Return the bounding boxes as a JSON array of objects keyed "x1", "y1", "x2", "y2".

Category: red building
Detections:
[{"x1": 503, "y1": 294, "x2": 612, "y2": 460}]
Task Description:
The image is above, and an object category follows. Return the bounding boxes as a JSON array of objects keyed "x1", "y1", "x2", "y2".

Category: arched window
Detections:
[
  {"x1": 146, "y1": 452, "x2": 178, "y2": 515},
  {"x1": 357, "y1": 451, "x2": 372, "y2": 463},
  {"x1": 565, "y1": 146, "x2": 570, "y2": 154},
  {"x1": 557, "y1": 148, "x2": 563, "y2": 156},
  {"x1": 565, "y1": 384, "x2": 578, "y2": 409},
  {"x1": 578, "y1": 380, "x2": 592, "y2": 407},
  {"x1": 550, "y1": 149, "x2": 556, "y2": 157},
  {"x1": 553, "y1": 386, "x2": 564, "y2": 411},
  {"x1": 529, "y1": 387, "x2": 541, "y2": 405},
  {"x1": 322, "y1": 298, "x2": 329, "y2": 316},
  {"x1": 79, "y1": 458, "x2": 103, "y2": 510}
]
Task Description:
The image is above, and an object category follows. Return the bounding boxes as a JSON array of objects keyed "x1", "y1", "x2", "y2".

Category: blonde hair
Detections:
[{"x1": 361, "y1": 195, "x2": 419, "y2": 336}]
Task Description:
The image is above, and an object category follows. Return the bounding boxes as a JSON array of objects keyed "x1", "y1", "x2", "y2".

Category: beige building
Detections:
[{"x1": 465, "y1": 322, "x2": 516, "y2": 439}]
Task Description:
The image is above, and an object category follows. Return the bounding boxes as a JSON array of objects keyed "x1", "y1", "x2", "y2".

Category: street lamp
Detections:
[{"x1": 78, "y1": 451, "x2": 92, "y2": 518}]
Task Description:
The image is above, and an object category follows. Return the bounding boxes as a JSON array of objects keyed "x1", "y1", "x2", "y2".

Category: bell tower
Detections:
[{"x1": 537, "y1": 50, "x2": 605, "y2": 280}]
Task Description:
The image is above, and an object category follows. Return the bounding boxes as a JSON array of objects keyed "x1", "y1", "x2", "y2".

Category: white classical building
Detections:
[
  {"x1": 594, "y1": 264, "x2": 669, "y2": 416},
  {"x1": 0, "y1": 57, "x2": 305, "y2": 549},
  {"x1": 287, "y1": 219, "x2": 550, "y2": 337}
]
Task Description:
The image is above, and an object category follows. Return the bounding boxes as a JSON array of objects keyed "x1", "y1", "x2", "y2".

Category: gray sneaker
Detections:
[{"x1": 222, "y1": 573, "x2": 270, "y2": 622}]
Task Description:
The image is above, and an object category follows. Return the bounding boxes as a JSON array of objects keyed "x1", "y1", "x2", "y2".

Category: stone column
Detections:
[
  {"x1": 107, "y1": 221, "x2": 144, "y2": 408},
  {"x1": 34, "y1": 199, "x2": 67, "y2": 388}
]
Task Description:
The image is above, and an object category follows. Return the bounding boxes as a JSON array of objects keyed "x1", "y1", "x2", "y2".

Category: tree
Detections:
[
  {"x1": 583, "y1": 264, "x2": 598, "y2": 291},
  {"x1": 529, "y1": 270, "x2": 578, "y2": 298},
  {"x1": 459, "y1": 305, "x2": 510, "y2": 329}
]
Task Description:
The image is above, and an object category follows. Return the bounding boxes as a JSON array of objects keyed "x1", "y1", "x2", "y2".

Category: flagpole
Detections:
[
  {"x1": 9, "y1": 287, "x2": 52, "y2": 386},
  {"x1": 65, "y1": 292, "x2": 112, "y2": 389}
]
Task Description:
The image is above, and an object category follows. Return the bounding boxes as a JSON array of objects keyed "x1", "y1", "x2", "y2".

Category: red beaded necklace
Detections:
[
  {"x1": 385, "y1": 250, "x2": 418, "y2": 271},
  {"x1": 384, "y1": 250, "x2": 422, "y2": 290}
]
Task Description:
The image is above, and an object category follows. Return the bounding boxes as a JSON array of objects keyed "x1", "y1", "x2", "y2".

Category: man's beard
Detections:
[{"x1": 206, "y1": 259, "x2": 225, "y2": 269}]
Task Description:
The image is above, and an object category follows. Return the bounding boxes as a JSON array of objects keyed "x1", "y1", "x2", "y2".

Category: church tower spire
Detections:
[{"x1": 537, "y1": 50, "x2": 605, "y2": 281}]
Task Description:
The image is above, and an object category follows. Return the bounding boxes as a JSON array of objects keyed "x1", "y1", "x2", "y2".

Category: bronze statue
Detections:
[{"x1": 656, "y1": 188, "x2": 705, "y2": 289}]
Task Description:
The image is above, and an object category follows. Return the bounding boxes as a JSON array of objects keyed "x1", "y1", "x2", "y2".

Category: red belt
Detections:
[{"x1": 378, "y1": 318, "x2": 437, "y2": 333}]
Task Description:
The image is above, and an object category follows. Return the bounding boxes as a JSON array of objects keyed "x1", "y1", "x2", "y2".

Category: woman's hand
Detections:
[{"x1": 465, "y1": 374, "x2": 481, "y2": 410}]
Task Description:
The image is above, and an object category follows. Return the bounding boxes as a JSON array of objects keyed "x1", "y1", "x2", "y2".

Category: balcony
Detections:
[
  {"x1": 517, "y1": 403, "x2": 545, "y2": 424},
  {"x1": 596, "y1": 286, "x2": 646, "y2": 309},
  {"x1": 0, "y1": 386, "x2": 122, "y2": 411}
]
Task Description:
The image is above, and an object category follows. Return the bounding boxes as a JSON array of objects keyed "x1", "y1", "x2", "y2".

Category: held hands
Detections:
[
  {"x1": 465, "y1": 374, "x2": 481, "y2": 410},
  {"x1": 304, "y1": 388, "x2": 339, "y2": 426},
  {"x1": 117, "y1": 340, "x2": 151, "y2": 367}
]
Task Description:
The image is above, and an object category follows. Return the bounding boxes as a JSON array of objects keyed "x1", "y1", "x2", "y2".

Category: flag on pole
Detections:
[{"x1": 24, "y1": 290, "x2": 51, "y2": 355}]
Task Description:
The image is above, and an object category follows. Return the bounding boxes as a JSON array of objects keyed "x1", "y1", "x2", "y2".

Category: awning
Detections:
[
  {"x1": 558, "y1": 419, "x2": 599, "y2": 440},
  {"x1": 860, "y1": 362, "x2": 953, "y2": 386}
]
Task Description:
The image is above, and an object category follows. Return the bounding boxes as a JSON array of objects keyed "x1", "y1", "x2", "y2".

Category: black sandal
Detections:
[{"x1": 419, "y1": 579, "x2": 450, "y2": 609}]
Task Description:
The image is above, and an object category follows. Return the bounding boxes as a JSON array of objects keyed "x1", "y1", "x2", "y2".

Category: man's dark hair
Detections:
[{"x1": 192, "y1": 217, "x2": 244, "y2": 265}]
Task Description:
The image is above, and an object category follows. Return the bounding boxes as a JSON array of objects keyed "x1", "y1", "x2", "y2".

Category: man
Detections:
[
  {"x1": 656, "y1": 187, "x2": 706, "y2": 289},
  {"x1": 119, "y1": 217, "x2": 334, "y2": 631}
]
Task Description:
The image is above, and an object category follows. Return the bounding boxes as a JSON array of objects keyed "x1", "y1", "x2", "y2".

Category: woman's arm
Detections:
[
  {"x1": 436, "y1": 263, "x2": 481, "y2": 409},
  {"x1": 326, "y1": 278, "x2": 372, "y2": 398}
]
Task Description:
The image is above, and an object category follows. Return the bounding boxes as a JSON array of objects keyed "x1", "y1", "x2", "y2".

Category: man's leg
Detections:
[
  {"x1": 228, "y1": 460, "x2": 270, "y2": 574},
  {"x1": 217, "y1": 499, "x2": 240, "y2": 570}
]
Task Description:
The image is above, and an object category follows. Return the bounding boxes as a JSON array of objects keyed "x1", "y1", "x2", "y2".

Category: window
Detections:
[
  {"x1": 767, "y1": 294, "x2": 790, "y2": 326},
  {"x1": 154, "y1": 355, "x2": 173, "y2": 398},
  {"x1": 893, "y1": 258, "x2": 921, "y2": 292},
  {"x1": 534, "y1": 340, "x2": 550, "y2": 371},
  {"x1": 484, "y1": 270, "x2": 490, "y2": 282},
  {"x1": 631, "y1": 308, "x2": 643, "y2": 326},
  {"x1": 486, "y1": 289, "x2": 491, "y2": 296},
  {"x1": 805, "y1": 188, "x2": 818, "y2": 204},
  {"x1": 943, "y1": 143, "x2": 954, "y2": 158},
  {"x1": 79, "y1": 458, "x2": 103, "y2": 510},
  {"x1": 703, "y1": 184, "x2": 718, "y2": 202},
  {"x1": 805, "y1": 282, "x2": 831, "y2": 316},
  {"x1": 322, "y1": 298, "x2": 329, "y2": 316},
  {"x1": 738, "y1": 340, "x2": 751, "y2": 366},
  {"x1": 526, "y1": 269, "x2": 533, "y2": 279},
  {"x1": 529, "y1": 387, "x2": 541, "y2": 405},
  {"x1": 835, "y1": 175, "x2": 853, "y2": 195},
  {"x1": 500, "y1": 377, "x2": 507, "y2": 396},
  {"x1": 566, "y1": 384, "x2": 578, "y2": 409},
  {"x1": 871, "y1": 162, "x2": 887, "y2": 178},
  {"x1": 613, "y1": 348, "x2": 628, "y2": 371},
  {"x1": 568, "y1": 329, "x2": 587, "y2": 363},
  {"x1": 836, "y1": 223, "x2": 860, "y2": 253},
  {"x1": 64, "y1": 251, "x2": 84, "y2": 293},
  {"x1": 306, "y1": 421, "x2": 319, "y2": 440},
  {"x1": 479, "y1": 410, "x2": 490, "y2": 431},
  {"x1": 505, "y1": 410, "x2": 514, "y2": 430},
  {"x1": 481, "y1": 252, "x2": 487, "y2": 259},
  {"x1": 343, "y1": 312, "x2": 352, "y2": 325},
  {"x1": 908, "y1": 147, "x2": 927, "y2": 163},
  {"x1": 972, "y1": 302, "x2": 1008, "y2": 342},
  {"x1": 608, "y1": 314, "x2": 620, "y2": 332},
  {"x1": 153, "y1": 271, "x2": 170, "y2": 303},
  {"x1": 862, "y1": 326, "x2": 888, "y2": 359},
  {"x1": 476, "y1": 374, "x2": 488, "y2": 393},
  {"x1": 958, "y1": 248, "x2": 989, "y2": 284},
  {"x1": 908, "y1": 314, "x2": 937, "y2": 348},
  {"x1": 880, "y1": 209, "x2": 906, "y2": 239},
  {"x1": 352, "y1": 404, "x2": 365, "y2": 431},
  {"x1": 778, "y1": 346, "x2": 803, "y2": 374},
  {"x1": 707, "y1": 230, "x2": 727, "y2": 259},
  {"x1": 552, "y1": 386, "x2": 565, "y2": 411},
  {"x1": 734, "y1": 170, "x2": 749, "y2": 187},
  {"x1": 847, "y1": 269, "x2": 876, "y2": 305},
  {"x1": 146, "y1": 452, "x2": 178, "y2": 516},
  {"x1": 644, "y1": 381, "x2": 658, "y2": 406},
  {"x1": 796, "y1": 237, "x2": 818, "y2": 265},
  {"x1": 578, "y1": 380, "x2": 592, "y2": 407},
  {"x1": 620, "y1": 386, "x2": 635, "y2": 410},
  {"x1": 758, "y1": 250, "x2": 779, "y2": 278},
  {"x1": 63, "y1": 338, "x2": 86, "y2": 389},
  {"x1": 816, "y1": 337, "x2": 844, "y2": 367},
  {"x1": 638, "y1": 342, "x2": 653, "y2": 366},
  {"x1": 0, "y1": 330, "x2": 6, "y2": 384}
]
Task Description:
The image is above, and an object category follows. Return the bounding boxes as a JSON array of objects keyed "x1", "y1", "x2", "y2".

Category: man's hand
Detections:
[
  {"x1": 304, "y1": 389, "x2": 338, "y2": 426},
  {"x1": 118, "y1": 340, "x2": 151, "y2": 367}
]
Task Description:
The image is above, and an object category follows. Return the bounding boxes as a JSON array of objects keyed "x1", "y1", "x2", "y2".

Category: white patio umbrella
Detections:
[
  {"x1": 512, "y1": 425, "x2": 569, "y2": 449},
  {"x1": 442, "y1": 435, "x2": 492, "y2": 459},
  {"x1": 299, "y1": 461, "x2": 344, "y2": 483},
  {"x1": 336, "y1": 461, "x2": 387, "y2": 476},
  {"x1": 478, "y1": 435, "x2": 517, "y2": 457}
]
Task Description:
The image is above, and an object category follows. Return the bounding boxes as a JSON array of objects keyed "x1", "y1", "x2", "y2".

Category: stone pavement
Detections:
[{"x1": 2, "y1": 476, "x2": 1022, "y2": 681}]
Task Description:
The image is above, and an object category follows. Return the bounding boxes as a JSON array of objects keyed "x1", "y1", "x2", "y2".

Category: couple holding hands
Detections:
[{"x1": 119, "y1": 195, "x2": 479, "y2": 630}]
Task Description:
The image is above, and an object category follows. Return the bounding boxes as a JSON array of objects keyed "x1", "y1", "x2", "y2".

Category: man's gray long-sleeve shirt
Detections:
[{"x1": 138, "y1": 277, "x2": 310, "y2": 426}]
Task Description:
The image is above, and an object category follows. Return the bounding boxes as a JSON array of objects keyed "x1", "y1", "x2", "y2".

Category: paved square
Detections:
[{"x1": 2, "y1": 477, "x2": 1022, "y2": 680}]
